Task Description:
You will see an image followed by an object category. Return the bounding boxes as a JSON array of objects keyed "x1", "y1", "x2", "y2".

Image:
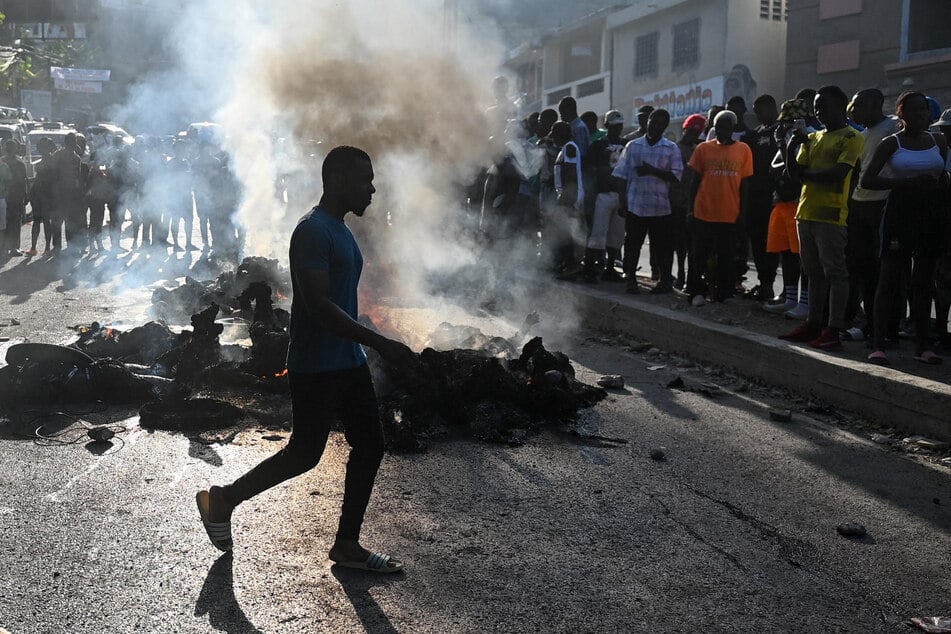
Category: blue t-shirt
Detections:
[{"x1": 286, "y1": 207, "x2": 367, "y2": 373}]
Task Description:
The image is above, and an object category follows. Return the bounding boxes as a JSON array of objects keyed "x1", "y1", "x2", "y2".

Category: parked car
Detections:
[{"x1": 85, "y1": 122, "x2": 135, "y2": 149}]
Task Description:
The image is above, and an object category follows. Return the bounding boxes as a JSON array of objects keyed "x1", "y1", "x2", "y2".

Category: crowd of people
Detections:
[
  {"x1": 0, "y1": 130, "x2": 244, "y2": 262},
  {"x1": 480, "y1": 85, "x2": 951, "y2": 365}
]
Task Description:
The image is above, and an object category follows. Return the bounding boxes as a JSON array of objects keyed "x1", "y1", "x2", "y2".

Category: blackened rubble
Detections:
[
  {"x1": 0, "y1": 263, "x2": 605, "y2": 448},
  {"x1": 378, "y1": 334, "x2": 607, "y2": 452}
]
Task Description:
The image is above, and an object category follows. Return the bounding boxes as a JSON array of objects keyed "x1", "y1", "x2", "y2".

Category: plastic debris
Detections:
[
  {"x1": 647, "y1": 365, "x2": 666, "y2": 371},
  {"x1": 769, "y1": 409, "x2": 793, "y2": 422},
  {"x1": 869, "y1": 433, "x2": 893, "y2": 444},
  {"x1": 836, "y1": 522, "x2": 867, "y2": 537},
  {"x1": 597, "y1": 375, "x2": 625, "y2": 389},
  {"x1": 910, "y1": 616, "x2": 951, "y2": 633}
]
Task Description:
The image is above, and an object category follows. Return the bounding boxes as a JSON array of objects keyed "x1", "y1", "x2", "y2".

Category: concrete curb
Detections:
[{"x1": 546, "y1": 281, "x2": 951, "y2": 443}]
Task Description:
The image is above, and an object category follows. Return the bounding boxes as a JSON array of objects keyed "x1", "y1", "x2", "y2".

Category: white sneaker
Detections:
[
  {"x1": 784, "y1": 303, "x2": 809, "y2": 320},
  {"x1": 691, "y1": 294, "x2": 707, "y2": 307},
  {"x1": 763, "y1": 299, "x2": 797, "y2": 314}
]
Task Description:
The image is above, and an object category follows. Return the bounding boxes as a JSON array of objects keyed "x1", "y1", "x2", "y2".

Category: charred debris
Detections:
[{"x1": 0, "y1": 258, "x2": 606, "y2": 450}]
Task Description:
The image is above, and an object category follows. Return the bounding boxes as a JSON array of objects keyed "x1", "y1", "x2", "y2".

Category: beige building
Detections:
[
  {"x1": 506, "y1": 1, "x2": 788, "y2": 129},
  {"x1": 608, "y1": 0, "x2": 788, "y2": 127},
  {"x1": 785, "y1": 0, "x2": 951, "y2": 108}
]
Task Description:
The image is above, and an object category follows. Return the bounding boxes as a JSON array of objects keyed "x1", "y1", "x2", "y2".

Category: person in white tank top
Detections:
[{"x1": 860, "y1": 91, "x2": 950, "y2": 365}]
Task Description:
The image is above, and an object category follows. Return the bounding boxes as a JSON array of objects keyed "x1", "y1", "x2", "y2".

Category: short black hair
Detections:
[
  {"x1": 854, "y1": 88, "x2": 884, "y2": 108},
  {"x1": 558, "y1": 96, "x2": 577, "y2": 115},
  {"x1": 322, "y1": 145, "x2": 371, "y2": 186},
  {"x1": 580, "y1": 111, "x2": 598, "y2": 127},
  {"x1": 753, "y1": 94, "x2": 776, "y2": 108},
  {"x1": 650, "y1": 108, "x2": 671, "y2": 124},
  {"x1": 816, "y1": 85, "x2": 849, "y2": 107}
]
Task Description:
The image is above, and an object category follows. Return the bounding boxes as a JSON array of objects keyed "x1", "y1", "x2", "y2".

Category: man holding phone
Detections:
[{"x1": 781, "y1": 85, "x2": 865, "y2": 350}]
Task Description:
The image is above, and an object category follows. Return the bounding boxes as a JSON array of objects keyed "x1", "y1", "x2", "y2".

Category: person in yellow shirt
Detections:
[{"x1": 780, "y1": 85, "x2": 864, "y2": 350}]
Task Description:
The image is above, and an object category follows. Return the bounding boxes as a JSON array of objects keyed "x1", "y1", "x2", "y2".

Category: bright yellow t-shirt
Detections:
[{"x1": 795, "y1": 126, "x2": 864, "y2": 226}]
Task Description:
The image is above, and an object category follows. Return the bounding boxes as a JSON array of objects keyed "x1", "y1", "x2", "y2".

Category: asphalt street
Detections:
[{"x1": 0, "y1": 227, "x2": 949, "y2": 633}]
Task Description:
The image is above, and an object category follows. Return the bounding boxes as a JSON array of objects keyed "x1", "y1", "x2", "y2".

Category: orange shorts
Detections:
[{"x1": 766, "y1": 200, "x2": 800, "y2": 254}]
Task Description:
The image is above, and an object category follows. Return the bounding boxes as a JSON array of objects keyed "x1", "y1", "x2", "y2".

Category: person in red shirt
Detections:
[{"x1": 686, "y1": 111, "x2": 754, "y2": 305}]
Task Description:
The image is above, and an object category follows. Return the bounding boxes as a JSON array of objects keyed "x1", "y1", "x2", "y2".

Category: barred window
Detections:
[
  {"x1": 761, "y1": 0, "x2": 787, "y2": 20},
  {"x1": 635, "y1": 31, "x2": 658, "y2": 77},
  {"x1": 672, "y1": 19, "x2": 699, "y2": 70}
]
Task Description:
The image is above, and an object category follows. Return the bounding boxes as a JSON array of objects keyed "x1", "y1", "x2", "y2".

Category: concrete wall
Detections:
[
  {"x1": 609, "y1": 0, "x2": 787, "y2": 126},
  {"x1": 725, "y1": 0, "x2": 787, "y2": 103},
  {"x1": 784, "y1": 0, "x2": 905, "y2": 103},
  {"x1": 542, "y1": 20, "x2": 605, "y2": 90}
]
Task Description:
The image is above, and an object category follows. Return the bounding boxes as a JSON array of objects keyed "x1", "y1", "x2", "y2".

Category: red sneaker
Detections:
[
  {"x1": 779, "y1": 322, "x2": 821, "y2": 342},
  {"x1": 809, "y1": 328, "x2": 842, "y2": 350}
]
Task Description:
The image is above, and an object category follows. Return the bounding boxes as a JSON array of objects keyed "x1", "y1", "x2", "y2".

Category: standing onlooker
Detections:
[
  {"x1": 844, "y1": 88, "x2": 901, "y2": 341},
  {"x1": 764, "y1": 99, "x2": 812, "y2": 319},
  {"x1": 165, "y1": 140, "x2": 195, "y2": 252},
  {"x1": 27, "y1": 138, "x2": 56, "y2": 257},
  {"x1": 613, "y1": 108, "x2": 683, "y2": 294},
  {"x1": 781, "y1": 85, "x2": 865, "y2": 350},
  {"x1": 741, "y1": 95, "x2": 780, "y2": 301},
  {"x1": 2, "y1": 140, "x2": 27, "y2": 257},
  {"x1": 862, "y1": 91, "x2": 949, "y2": 365},
  {"x1": 932, "y1": 109, "x2": 951, "y2": 348},
  {"x1": 551, "y1": 121, "x2": 585, "y2": 278},
  {"x1": 558, "y1": 96, "x2": 590, "y2": 158},
  {"x1": 623, "y1": 105, "x2": 653, "y2": 142},
  {"x1": 668, "y1": 114, "x2": 706, "y2": 289},
  {"x1": 51, "y1": 133, "x2": 83, "y2": 256},
  {"x1": 686, "y1": 111, "x2": 753, "y2": 305},
  {"x1": 192, "y1": 142, "x2": 222, "y2": 251},
  {"x1": 583, "y1": 110, "x2": 628, "y2": 282}
]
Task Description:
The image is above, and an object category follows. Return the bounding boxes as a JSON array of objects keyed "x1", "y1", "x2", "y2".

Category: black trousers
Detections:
[
  {"x1": 687, "y1": 218, "x2": 736, "y2": 300},
  {"x1": 624, "y1": 213, "x2": 673, "y2": 283},
  {"x1": 4, "y1": 200, "x2": 23, "y2": 252},
  {"x1": 845, "y1": 199, "x2": 886, "y2": 331},
  {"x1": 222, "y1": 365, "x2": 384, "y2": 542}
]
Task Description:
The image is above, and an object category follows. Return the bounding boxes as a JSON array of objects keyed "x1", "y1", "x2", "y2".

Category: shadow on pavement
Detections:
[
  {"x1": 195, "y1": 552, "x2": 263, "y2": 634},
  {"x1": 331, "y1": 565, "x2": 404, "y2": 634}
]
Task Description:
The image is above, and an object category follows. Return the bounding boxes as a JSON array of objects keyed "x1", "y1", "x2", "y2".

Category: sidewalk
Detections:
[{"x1": 546, "y1": 271, "x2": 951, "y2": 443}]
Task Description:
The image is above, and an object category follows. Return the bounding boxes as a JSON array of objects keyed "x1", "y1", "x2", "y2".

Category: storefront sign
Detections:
[
  {"x1": 633, "y1": 76, "x2": 723, "y2": 119},
  {"x1": 53, "y1": 78, "x2": 103, "y2": 93},
  {"x1": 50, "y1": 66, "x2": 111, "y2": 82}
]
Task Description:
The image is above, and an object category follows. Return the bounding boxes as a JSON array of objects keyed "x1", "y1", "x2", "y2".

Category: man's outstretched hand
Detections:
[{"x1": 375, "y1": 338, "x2": 419, "y2": 371}]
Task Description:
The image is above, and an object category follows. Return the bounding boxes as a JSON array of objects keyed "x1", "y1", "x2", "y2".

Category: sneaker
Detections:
[
  {"x1": 690, "y1": 294, "x2": 707, "y2": 307},
  {"x1": 673, "y1": 276, "x2": 685, "y2": 290},
  {"x1": 784, "y1": 303, "x2": 809, "y2": 320},
  {"x1": 841, "y1": 327, "x2": 865, "y2": 341},
  {"x1": 602, "y1": 268, "x2": 625, "y2": 282},
  {"x1": 626, "y1": 280, "x2": 640, "y2": 294},
  {"x1": 763, "y1": 299, "x2": 797, "y2": 314},
  {"x1": 649, "y1": 283, "x2": 673, "y2": 295},
  {"x1": 779, "y1": 322, "x2": 821, "y2": 342},
  {"x1": 25, "y1": 249, "x2": 37, "y2": 257},
  {"x1": 809, "y1": 327, "x2": 842, "y2": 350}
]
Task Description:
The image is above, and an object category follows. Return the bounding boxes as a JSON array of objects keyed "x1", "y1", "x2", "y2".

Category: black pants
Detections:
[
  {"x1": 687, "y1": 218, "x2": 736, "y2": 300},
  {"x1": 874, "y1": 255, "x2": 937, "y2": 352},
  {"x1": 845, "y1": 199, "x2": 886, "y2": 331},
  {"x1": 624, "y1": 213, "x2": 672, "y2": 283},
  {"x1": 222, "y1": 365, "x2": 384, "y2": 542},
  {"x1": 4, "y1": 200, "x2": 23, "y2": 253}
]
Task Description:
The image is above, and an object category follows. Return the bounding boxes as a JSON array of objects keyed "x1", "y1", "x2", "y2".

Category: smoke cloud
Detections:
[{"x1": 103, "y1": 0, "x2": 582, "y2": 342}]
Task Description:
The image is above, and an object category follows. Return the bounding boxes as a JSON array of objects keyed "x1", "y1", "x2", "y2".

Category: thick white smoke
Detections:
[{"x1": 110, "y1": 0, "x2": 582, "y2": 341}]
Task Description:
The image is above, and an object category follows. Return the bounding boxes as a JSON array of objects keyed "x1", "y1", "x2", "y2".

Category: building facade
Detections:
[
  {"x1": 785, "y1": 0, "x2": 951, "y2": 108},
  {"x1": 609, "y1": 0, "x2": 787, "y2": 128},
  {"x1": 505, "y1": 1, "x2": 788, "y2": 129}
]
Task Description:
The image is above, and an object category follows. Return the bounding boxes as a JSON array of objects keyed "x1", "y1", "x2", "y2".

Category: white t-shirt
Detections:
[{"x1": 852, "y1": 115, "x2": 900, "y2": 203}]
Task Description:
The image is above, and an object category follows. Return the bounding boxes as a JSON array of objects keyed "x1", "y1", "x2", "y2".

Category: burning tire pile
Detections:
[{"x1": 0, "y1": 258, "x2": 606, "y2": 451}]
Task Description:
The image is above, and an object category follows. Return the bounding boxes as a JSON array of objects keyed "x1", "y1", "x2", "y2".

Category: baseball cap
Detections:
[
  {"x1": 682, "y1": 114, "x2": 707, "y2": 131},
  {"x1": 779, "y1": 98, "x2": 810, "y2": 122},
  {"x1": 932, "y1": 108, "x2": 951, "y2": 128},
  {"x1": 604, "y1": 110, "x2": 625, "y2": 126}
]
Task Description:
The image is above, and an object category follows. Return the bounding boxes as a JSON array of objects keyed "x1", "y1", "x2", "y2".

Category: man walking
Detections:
[{"x1": 196, "y1": 146, "x2": 417, "y2": 573}]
